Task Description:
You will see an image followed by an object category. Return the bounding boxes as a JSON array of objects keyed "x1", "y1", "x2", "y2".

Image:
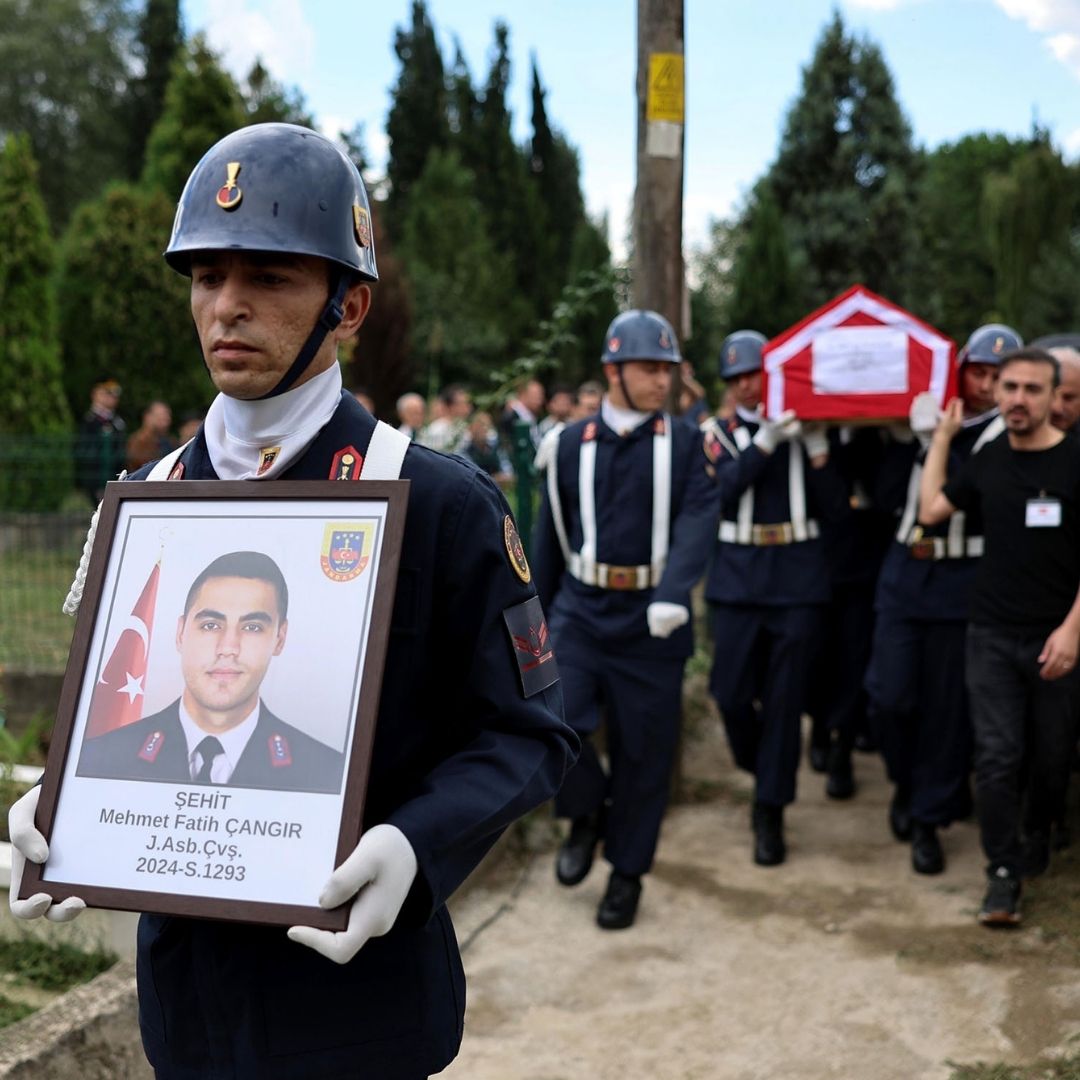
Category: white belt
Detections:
[
  {"x1": 906, "y1": 534, "x2": 985, "y2": 559},
  {"x1": 567, "y1": 556, "x2": 657, "y2": 590},
  {"x1": 718, "y1": 519, "x2": 821, "y2": 545}
]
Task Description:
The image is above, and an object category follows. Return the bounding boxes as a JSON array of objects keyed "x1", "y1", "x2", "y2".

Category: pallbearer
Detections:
[
  {"x1": 533, "y1": 310, "x2": 719, "y2": 929},
  {"x1": 703, "y1": 330, "x2": 848, "y2": 866}
]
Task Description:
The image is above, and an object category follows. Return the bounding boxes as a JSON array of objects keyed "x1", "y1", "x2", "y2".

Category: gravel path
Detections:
[{"x1": 445, "y1": 711, "x2": 1080, "y2": 1080}]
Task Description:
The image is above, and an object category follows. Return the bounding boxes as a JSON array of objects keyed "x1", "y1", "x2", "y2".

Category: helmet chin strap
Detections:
[
  {"x1": 254, "y1": 271, "x2": 351, "y2": 400},
  {"x1": 616, "y1": 366, "x2": 641, "y2": 412}
]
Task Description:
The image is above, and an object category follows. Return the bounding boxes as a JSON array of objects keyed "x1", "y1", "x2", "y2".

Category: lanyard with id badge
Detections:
[{"x1": 1027, "y1": 490, "x2": 1062, "y2": 528}]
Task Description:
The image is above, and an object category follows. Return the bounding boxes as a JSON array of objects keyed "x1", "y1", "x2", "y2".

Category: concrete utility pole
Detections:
[{"x1": 632, "y1": 0, "x2": 685, "y2": 340}]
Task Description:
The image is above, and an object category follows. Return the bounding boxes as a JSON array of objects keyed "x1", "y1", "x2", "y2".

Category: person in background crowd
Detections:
[
  {"x1": 462, "y1": 411, "x2": 513, "y2": 485},
  {"x1": 574, "y1": 380, "x2": 603, "y2": 419},
  {"x1": 396, "y1": 391, "x2": 426, "y2": 441},
  {"x1": 75, "y1": 377, "x2": 127, "y2": 504},
  {"x1": 126, "y1": 399, "x2": 176, "y2": 472},
  {"x1": 704, "y1": 329, "x2": 847, "y2": 867},
  {"x1": 420, "y1": 384, "x2": 472, "y2": 453},
  {"x1": 865, "y1": 323, "x2": 1020, "y2": 877},
  {"x1": 679, "y1": 359, "x2": 710, "y2": 425},
  {"x1": 539, "y1": 384, "x2": 576, "y2": 438},
  {"x1": 919, "y1": 346, "x2": 1080, "y2": 926},
  {"x1": 501, "y1": 378, "x2": 546, "y2": 449},
  {"x1": 1047, "y1": 344, "x2": 1080, "y2": 437},
  {"x1": 534, "y1": 310, "x2": 718, "y2": 930},
  {"x1": 176, "y1": 410, "x2": 204, "y2": 445},
  {"x1": 352, "y1": 386, "x2": 376, "y2": 414}
]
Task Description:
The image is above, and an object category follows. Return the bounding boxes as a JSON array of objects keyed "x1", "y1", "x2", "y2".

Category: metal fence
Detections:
[{"x1": 0, "y1": 425, "x2": 541, "y2": 677}]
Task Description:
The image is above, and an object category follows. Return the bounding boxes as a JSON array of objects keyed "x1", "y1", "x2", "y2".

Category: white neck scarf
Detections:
[
  {"x1": 601, "y1": 396, "x2": 650, "y2": 437},
  {"x1": 202, "y1": 364, "x2": 344, "y2": 480}
]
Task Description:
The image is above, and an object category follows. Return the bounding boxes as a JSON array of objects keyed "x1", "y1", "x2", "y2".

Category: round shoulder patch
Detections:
[{"x1": 504, "y1": 515, "x2": 531, "y2": 584}]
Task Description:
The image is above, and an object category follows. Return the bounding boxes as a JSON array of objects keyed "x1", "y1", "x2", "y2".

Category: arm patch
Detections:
[{"x1": 503, "y1": 596, "x2": 560, "y2": 697}]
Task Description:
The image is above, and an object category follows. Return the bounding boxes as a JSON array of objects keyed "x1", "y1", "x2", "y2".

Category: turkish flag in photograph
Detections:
[{"x1": 84, "y1": 561, "x2": 160, "y2": 738}]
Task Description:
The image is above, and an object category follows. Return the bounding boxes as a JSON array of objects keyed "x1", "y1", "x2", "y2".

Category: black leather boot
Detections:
[
  {"x1": 911, "y1": 821, "x2": 944, "y2": 874},
  {"x1": 596, "y1": 870, "x2": 642, "y2": 930},
  {"x1": 825, "y1": 735, "x2": 855, "y2": 800},
  {"x1": 555, "y1": 811, "x2": 603, "y2": 886},
  {"x1": 752, "y1": 802, "x2": 786, "y2": 866}
]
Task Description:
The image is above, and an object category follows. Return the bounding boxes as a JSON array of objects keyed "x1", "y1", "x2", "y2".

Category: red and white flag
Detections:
[{"x1": 85, "y1": 561, "x2": 160, "y2": 738}]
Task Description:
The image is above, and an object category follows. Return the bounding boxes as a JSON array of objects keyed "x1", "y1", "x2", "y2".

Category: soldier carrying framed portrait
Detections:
[{"x1": 19, "y1": 479, "x2": 408, "y2": 930}]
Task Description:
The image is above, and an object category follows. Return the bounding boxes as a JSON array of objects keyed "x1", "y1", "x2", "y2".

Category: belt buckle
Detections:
[
  {"x1": 757, "y1": 524, "x2": 787, "y2": 546},
  {"x1": 606, "y1": 566, "x2": 635, "y2": 590},
  {"x1": 909, "y1": 539, "x2": 935, "y2": 560}
]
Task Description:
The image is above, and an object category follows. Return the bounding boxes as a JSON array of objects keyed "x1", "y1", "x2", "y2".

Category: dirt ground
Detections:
[{"x1": 443, "y1": 690, "x2": 1080, "y2": 1080}]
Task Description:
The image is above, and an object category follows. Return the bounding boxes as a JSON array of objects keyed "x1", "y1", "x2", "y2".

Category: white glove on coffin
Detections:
[
  {"x1": 8, "y1": 786, "x2": 86, "y2": 922},
  {"x1": 288, "y1": 824, "x2": 418, "y2": 965},
  {"x1": 647, "y1": 602, "x2": 690, "y2": 639},
  {"x1": 752, "y1": 410, "x2": 801, "y2": 455},
  {"x1": 801, "y1": 423, "x2": 829, "y2": 459}
]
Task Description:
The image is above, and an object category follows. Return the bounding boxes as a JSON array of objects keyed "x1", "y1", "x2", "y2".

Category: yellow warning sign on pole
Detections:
[{"x1": 647, "y1": 52, "x2": 684, "y2": 124}]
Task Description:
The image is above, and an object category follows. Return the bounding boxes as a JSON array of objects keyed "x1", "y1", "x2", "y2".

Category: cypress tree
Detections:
[
  {"x1": 140, "y1": 35, "x2": 246, "y2": 202},
  {"x1": 0, "y1": 134, "x2": 69, "y2": 434}
]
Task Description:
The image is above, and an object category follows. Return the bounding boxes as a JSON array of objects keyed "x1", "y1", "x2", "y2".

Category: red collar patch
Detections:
[{"x1": 330, "y1": 446, "x2": 363, "y2": 480}]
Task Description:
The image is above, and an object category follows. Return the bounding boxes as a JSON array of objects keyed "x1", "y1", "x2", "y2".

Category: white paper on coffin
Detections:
[{"x1": 811, "y1": 327, "x2": 909, "y2": 395}]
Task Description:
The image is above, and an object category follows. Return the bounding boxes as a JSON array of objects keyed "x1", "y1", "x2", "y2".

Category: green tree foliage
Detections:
[
  {"x1": 685, "y1": 215, "x2": 743, "y2": 373},
  {"x1": 397, "y1": 148, "x2": 517, "y2": 390},
  {"x1": 57, "y1": 183, "x2": 210, "y2": 422},
  {"x1": 915, "y1": 133, "x2": 1028, "y2": 337},
  {"x1": 0, "y1": 0, "x2": 136, "y2": 229},
  {"x1": 128, "y1": 0, "x2": 184, "y2": 173},
  {"x1": 982, "y1": 136, "x2": 1078, "y2": 333},
  {"x1": 141, "y1": 35, "x2": 246, "y2": 202},
  {"x1": 0, "y1": 135, "x2": 72, "y2": 509},
  {"x1": 242, "y1": 59, "x2": 315, "y2": 127},
  {"x1": 530, "y1": 59, "x2": 588, "y2": 314},
  {"x1": 728, "y1": 187, "x2": 804, "y2": 336},
  {"x1": 464, "y1": 22, "x2": 547, "y2": 332},
  {"x1": 385, "y1": 0, "x2": 449, "y2": 233},
  {"x1": 767, "y1": 12, "x2": 921, "y2": 308},
  {"x1": 0, "y1": 135, "x2": 69, "y2": 435}
]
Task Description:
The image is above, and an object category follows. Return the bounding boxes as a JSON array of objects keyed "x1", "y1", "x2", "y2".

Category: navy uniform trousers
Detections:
[
  {"x1": 864, "y1": 418, "x2": 1002, "y2": 827},
  {"x1": 533, "y1": 411, "x2": 718, "y2": 876},
  {"x1": 125, "y1": 391, "x2": 576, "y2": 1080},
  {"x1": 705, "y1": 415, "x2": 848, "y2": 808}
]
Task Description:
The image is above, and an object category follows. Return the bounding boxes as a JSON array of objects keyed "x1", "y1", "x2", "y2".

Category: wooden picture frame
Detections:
[{"x1": 20, "y1": 480, "x2": 408, "y2": 931}]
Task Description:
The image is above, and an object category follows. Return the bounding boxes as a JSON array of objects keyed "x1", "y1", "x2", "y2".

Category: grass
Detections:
[
  {"x1": 949, "y1": 1052, "x2": 1080, "y2": 1079},
  {"x1": 0, "y1": 938, "x2": 115, "y2": 994},
  {"x1": 0, "y1": 995, "x2": 35, "y2": 1030},
  {"x1": 0, "y1": 547, "x2": 78, "y2": 674}
]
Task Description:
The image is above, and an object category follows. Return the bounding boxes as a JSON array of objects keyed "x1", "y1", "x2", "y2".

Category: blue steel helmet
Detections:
[
  {"x1": 601, "y1": 310, "x2": 681, "y2": 365},
  {"x1": 718, "y1": 329, "x2": 766, "y2": 380},
  {"x1": 958, "y1": 323, "x2": 1023, "y2": 367},
  {"x1": 164, "y1": 122, "x2": 377, "y2": 282}
]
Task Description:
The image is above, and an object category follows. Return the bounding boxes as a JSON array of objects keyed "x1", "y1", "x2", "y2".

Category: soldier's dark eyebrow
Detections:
[{"x1": 192, "y1": 608, "x2": 272, "y2": 624}]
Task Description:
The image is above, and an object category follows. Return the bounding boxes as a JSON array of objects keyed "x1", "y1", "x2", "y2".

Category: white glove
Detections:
[
  {"x1": 752, "y1": 410, "x2": 801, "y2": 454},
  {"x1": 801, "y1": 423, "x2": 829, "y2": 459},
  {"x1": 908, "y1": 392, "x2": 941, "y2": 438},
  {"x1": 287, "y1": 824, "x2": 418, "y2": 965},
  {"x1": 647, "y1": 602, "x2": 690, "y2": 639},
  {"x1": 8, "y1": 786, "x2": 86, "y2": 923}
]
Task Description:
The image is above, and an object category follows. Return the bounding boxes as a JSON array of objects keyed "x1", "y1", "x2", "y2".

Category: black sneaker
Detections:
[
  {"x1": 979, "y1": 866, "x2": 1022, "y2": 927},
  {"x1": 556, "y1": 813, "x2": 603, "y2": 887},
  {"x1": 596, "y1": 871, "x2": 642, "y2": 930},
  {"x1": 911, "y1": 822, "x2": 944, "y2": 875}
]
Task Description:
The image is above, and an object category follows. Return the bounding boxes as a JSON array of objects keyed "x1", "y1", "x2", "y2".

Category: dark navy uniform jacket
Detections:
[
  {"x1": 875, "y1": 414, "x2": 1002, "y2": 622},
  {"x1": 76, "y1": 700, "x2": 345, "y2": 794},
  {"x1": 705, "y1": 413, "x2": 849, "y2": 607},
  {"x1": 532, "y1": 411, "x2": 720, "y2": 660},
  {"x1": 124, "y1": 392, "x2": 576, "y2": 1080}
]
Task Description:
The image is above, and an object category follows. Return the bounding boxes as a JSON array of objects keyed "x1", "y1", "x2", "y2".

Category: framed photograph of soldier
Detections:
[{"x1": 20, "y1": 480, "x2": 408, "y2": 930}]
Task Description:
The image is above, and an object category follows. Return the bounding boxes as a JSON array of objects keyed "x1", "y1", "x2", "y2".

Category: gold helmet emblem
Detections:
[{"x1": 215, "y1": 162, "x2": 243, "y2": 210}]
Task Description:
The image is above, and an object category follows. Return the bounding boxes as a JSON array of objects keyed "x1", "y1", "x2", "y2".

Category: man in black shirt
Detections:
[{"x1": 919, "y1": 348, "x2": 1080, "y2": 927}]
